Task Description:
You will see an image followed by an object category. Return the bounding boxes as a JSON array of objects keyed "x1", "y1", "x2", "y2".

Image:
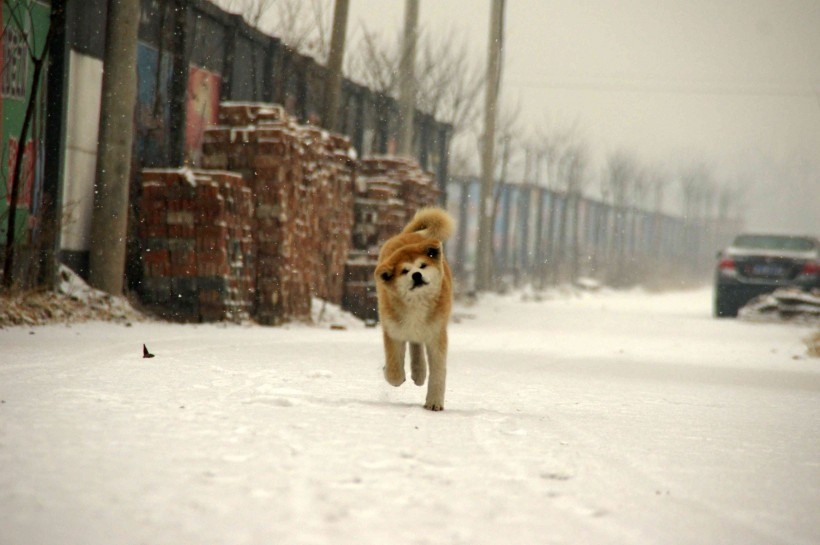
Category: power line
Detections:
[{"x1": 507, "y1": 77, "x2": 817, "y2": 99}]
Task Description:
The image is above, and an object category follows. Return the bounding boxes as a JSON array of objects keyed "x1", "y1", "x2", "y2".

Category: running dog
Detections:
[{"x1": 374, "y1": 207, "x2": 454, "y2": 411}]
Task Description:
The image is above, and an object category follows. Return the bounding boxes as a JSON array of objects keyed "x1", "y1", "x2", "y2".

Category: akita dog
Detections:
[{"x1": 374, "y1": 207, "x2": 454, "y2": 411}]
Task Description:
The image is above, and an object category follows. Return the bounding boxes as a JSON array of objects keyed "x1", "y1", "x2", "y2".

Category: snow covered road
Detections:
[{"x1": 1, "y1": 288, "x2": 818, "y2": 545}]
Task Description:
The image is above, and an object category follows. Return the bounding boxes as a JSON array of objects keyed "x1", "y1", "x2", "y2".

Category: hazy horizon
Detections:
[{"x1": 347, "y1": 0, "x2": 819, "y2": 234}]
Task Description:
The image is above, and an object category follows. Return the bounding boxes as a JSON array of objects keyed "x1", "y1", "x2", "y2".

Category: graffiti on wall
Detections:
[
  {"x1": 5, "y1": 137, "x2": 34, "y2": 207},
  {"x1": 2, "y1": 17, "x2": 27, "y2": 99},
  {"x1": 1, "y1": 0, "x2": 49, "y2": 237},
  {"x1": 185, "y1": 65, "x2": 221, "y2": 166},
  {"x1": 136, "y1": 43, "x2": 173, "y2": 168}
]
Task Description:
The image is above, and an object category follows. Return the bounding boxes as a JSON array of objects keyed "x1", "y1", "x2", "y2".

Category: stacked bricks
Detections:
[
  {"x1": 138, "y1": 168, "x2": 255, "y2": 322},
  {"x1": 202, "y1": 102, "x2": 356, "y2": 324},
  {"x1": 343, "y1": 156, "x2": 441, "y2": 321},
  {"x1": 137, "y1": 102, "x2": 443, "y2": 325}
]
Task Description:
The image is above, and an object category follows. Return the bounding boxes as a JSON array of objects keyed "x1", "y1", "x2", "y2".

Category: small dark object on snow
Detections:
[{"x1": 143, "y1": 344, "x2": 155, "y2": 358}]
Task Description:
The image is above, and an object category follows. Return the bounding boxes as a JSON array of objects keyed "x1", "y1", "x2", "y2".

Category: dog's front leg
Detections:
[
  {"x1": 383, "y1": 331, "x2": 406, "y2": 386},
  {"x1": 409, "y1": 343, "x2": 427, "y2": 386},
  {"x1": 424, "y1": 331, "x2": 447, "y2": 411}
]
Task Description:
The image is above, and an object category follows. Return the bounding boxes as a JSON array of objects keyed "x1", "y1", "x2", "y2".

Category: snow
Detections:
[
  {"x1": 1, "y1": 287, "x2": 818, "y2": 545},
  {"x1": 141, "y1": 167, "x2": 198, "y2": 186},
  {"x1": 741, "y1": 288, "x2": 820, "y2": 323}
]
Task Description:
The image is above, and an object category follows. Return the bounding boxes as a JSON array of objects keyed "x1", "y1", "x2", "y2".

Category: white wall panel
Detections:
[{"x1": 60, "y1": 50, "x2": 102, "y2": 252}]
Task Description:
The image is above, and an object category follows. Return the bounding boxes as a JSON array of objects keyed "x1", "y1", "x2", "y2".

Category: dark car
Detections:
[{"x1": 714, "y1": 233, "x2": 820, "y2": 317}]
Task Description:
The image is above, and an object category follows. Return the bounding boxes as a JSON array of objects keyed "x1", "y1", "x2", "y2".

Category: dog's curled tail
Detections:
[{"x1": 402, "y1": 207, "x2": 455, "y2": 241}]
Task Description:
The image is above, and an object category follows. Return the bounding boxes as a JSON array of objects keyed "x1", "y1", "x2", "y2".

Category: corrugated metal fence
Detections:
[{"x1": 447, "y1": 178, "x2": 741, "y2": 290}]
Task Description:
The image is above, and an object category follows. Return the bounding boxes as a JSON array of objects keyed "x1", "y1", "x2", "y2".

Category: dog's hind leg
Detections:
[
  {"x1": 409, "y1": 343, "x2": 427, "y2": 386},
  {"x1": 383, "y1": 332, "x2": 406, "y2": 387},
  {"x1": 423, "y1": 332, "x2": 447, "y2": 411}
]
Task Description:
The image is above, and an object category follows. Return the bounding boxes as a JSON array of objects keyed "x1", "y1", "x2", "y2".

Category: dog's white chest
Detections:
[{"x1": 384, "y1": 300, "x2": 438, "y2": 343}]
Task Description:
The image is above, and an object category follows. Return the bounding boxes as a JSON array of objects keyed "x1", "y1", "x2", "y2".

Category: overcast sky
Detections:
[{"x1": 344, "y1": 0, "x2": 820, "y2": 233}]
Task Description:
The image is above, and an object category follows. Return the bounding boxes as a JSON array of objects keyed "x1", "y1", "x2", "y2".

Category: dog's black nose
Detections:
[{"x1": 412, "y1": 272, "x2": 423, "y2": 284}]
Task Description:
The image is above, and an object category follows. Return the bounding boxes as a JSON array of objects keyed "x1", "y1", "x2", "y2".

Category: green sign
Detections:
[{"x1": 1, "y1": 0, "x2": 51, "y2": 241}]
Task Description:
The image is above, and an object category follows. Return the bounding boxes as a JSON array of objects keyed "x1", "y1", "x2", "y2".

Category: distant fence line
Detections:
[{"x1": 446, "y1": 177, "x2": 741, "y2": 290}]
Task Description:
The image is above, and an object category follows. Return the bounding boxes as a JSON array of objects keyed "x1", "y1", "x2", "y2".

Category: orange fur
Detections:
[{"x1": 375, "y1": 208, "x2": 454, "y2": 411}]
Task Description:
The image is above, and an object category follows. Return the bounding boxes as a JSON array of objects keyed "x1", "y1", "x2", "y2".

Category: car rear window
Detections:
[{"x1": 733, "y1": 235, "x2": 818, "y2": 252}]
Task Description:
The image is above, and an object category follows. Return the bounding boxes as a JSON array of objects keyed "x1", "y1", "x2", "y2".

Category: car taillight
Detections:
[
  {"x1": 801, "y1": 261, "x2": 820, "y2": 275},
  {"x1": 719, "y1": 258, "x2": 735, "y2": 271}
]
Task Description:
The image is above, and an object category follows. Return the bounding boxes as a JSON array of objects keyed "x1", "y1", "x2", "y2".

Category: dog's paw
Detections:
[
  {"x1": 411, "y1": 369, "x2": 426, "y2": 386},
  {"x1": 423, "y1": 401, "x2": 444, "y2": 411},
  {"x1": 384, "y1": 366, "x2": 406, "y2": 387}
]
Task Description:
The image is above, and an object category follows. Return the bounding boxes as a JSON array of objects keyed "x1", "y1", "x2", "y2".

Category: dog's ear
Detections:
[
  {"x1": 375, "y1": 264, "x2": 393, "y2": 282},
  {"x1": 426, "y1": 245, "x2": 440, "y2": 259}
]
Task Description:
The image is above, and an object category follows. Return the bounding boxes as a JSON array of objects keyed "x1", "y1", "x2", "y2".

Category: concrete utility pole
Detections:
[
  {"x1": 88, "y1": 0, "x2": 140, "y2": 295},
  {"x1": 397, "y1": 0, "x2": 419, "y2": 157},
  {"x1": 476, "y1": 0, "x2": 504, "y2": 291},
  {"x1": 322, "y1": 0, "x2": 350, "y2": 132}
]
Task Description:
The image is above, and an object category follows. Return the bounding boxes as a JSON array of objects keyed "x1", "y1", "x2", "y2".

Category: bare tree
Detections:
[
  {"x1": 602, "y1": 151, "x2": 639, "y2": 209},
  {"x1": 642, "y1": 166, "x2": 668, "y2": 266},
  {"x1": 645, "y1": 167, "x2": 667, "y2": 214},
  {"x1": 492, "y1": 97, "x2": 522, "y2": 180},
  {"x1": 602, "y1": 151, "x2": 643, "y2": 285},
  {"x1": 528, "y1": 121, "x2": 586, "y2": 284},
  {"x1": 217, "y1": 0, "x2": 331, "y2": 61},
  {"x1": 677, "y1": 163, "x2": 718, "y2": 277},
  {"x1": 561, "y1": 143, "x2": 589, "y2": 197},
  {"x1": 533, "y1": 119, "x2": 582, "y2": 191},
  {"x1": 716, "y1": 179, "x2": 744, "y2": 221},
  {"x1": 346, "y1": 27, "x2": 400, "y2": 95},
  {"x1": 679, "y1": 164, "x2": 713, "y2": 221},
  {"x1": 557, "y1": 142, "x2": 589, "y2": 281},
  {"x1": 343, "y1": 27, "x2": 400, "y2": 156},
  {"x1": 219, "y1": 0, "x2": 276, "y2": 28},
  {"x1": 347, "y1": 22, "x2": 485, "y2": 144},
  {"x1": 415, "y1": 26, "x2": 485, "y2": 141}
]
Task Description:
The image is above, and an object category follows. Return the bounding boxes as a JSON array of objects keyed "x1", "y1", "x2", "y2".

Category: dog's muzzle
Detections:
[{"x1": 411, "y1": 271, "x2": 428, "y2": 289}]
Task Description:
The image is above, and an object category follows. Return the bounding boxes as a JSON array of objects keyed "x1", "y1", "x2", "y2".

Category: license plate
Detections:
[{"x1": 750, "y1": 263, "x2": 785, "y2": 277}]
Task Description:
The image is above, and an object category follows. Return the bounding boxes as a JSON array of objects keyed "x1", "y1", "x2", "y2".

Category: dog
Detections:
[{"x1": 374, "y1": 207, "x2": 454, "y2": 411}]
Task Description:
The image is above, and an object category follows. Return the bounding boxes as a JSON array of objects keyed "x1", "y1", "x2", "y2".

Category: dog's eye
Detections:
[
  {"x1": 380, "y1": 271, "x2": 393, "y2": 282},
  {"x1": 401, "y1": 269, "x2": 409, "y2": 275},
  {"x1": 426, "y1": 246, "x2": 440, "y2": 259},
  {"x1": 419, "y1": 263, "x2": 427, "y2": 269}
]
